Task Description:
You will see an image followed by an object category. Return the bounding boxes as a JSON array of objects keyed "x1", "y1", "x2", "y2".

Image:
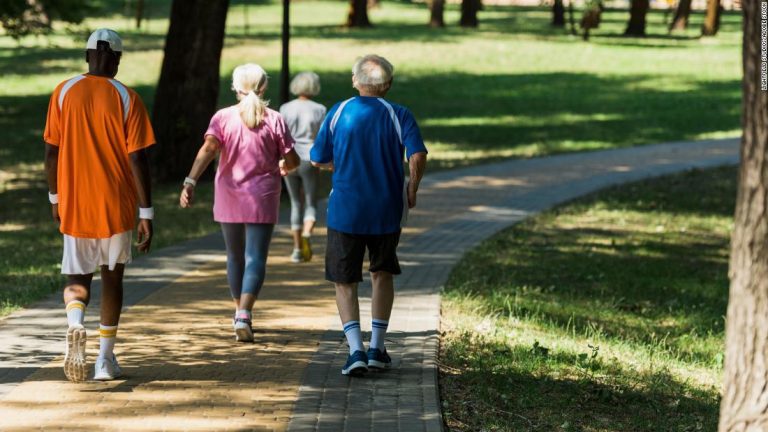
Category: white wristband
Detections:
[
  {"x1": 48, "y1": 192, "x2": 58, "y2": 204},
  {"x1": 139, "y1": 207, "x2": 154, "y2": 220},
  {"x1": 183, "y1": 177, "x2": 197, "y2": 187}
]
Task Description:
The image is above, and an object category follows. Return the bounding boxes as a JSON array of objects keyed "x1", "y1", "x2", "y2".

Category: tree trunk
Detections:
[
  {"x1": 668, "y1": 0, "x2": 692, "y2": 32},
  {"x1": 567, "y1": 0, "x2": 577, "y2": 35},
  {"x1": 135, "y1": 0, "x2": 144, "y2": 29},
  {"x1": 701, "y1": 0, "x2": 722, "y2": 36},
  {"x1": 460, "y1": 0, "x2": 481, "y2": 27},
  {"x1": 624, "y1": 0, "x2": 649, "y2": 36},
  {"x1": 429, "y1": 0, "x2": 445, "y2": 27},
  {"x1": 718, "y1": 0, "x2": 768, "y2": 430},
  {"x1": 552, "y1": 0, "x2": 565, "y2": 27},
  {"x1": 280, "y1": 0, "x2": 290, "y2": 105},
  {"x1": 151, "y1": 0, "x2": 229, "y2": 182},
  {"x1": 346, "y1": 0, "x2": 371, "y2": 27}
]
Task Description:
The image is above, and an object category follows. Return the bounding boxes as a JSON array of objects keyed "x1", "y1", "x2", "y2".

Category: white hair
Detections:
[
  {"x1": 290, "y1": 71, "x2": 321, "y2": 97},
  {"x1": 232, "y1": 63, "x2": 269, "y2": 128},
  {"x1": 352, "y1": 54, "x2": 394, "y2": 94}
]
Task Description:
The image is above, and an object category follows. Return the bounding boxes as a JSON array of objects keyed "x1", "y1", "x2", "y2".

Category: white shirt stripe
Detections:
[
  {"x1": 58, "y1": 75, "x2": 86, "y2": 110},
  {"x1": 329, "y1": 97, "x2": 354, "y2": 135},
  {"x1": 108, "y1": 79, "x2": 131, "y2": 123},
  {"x1": 376, "y1": 98, "x2": 403, "y2": 145}
]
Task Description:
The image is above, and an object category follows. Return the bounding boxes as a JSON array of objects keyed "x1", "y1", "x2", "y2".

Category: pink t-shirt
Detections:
[{"x1": 205, "y1": 106, "x2": 295, "y2": 224}]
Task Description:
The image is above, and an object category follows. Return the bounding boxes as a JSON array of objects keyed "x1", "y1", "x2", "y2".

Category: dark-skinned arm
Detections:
[
  {"x1": 44, "y1": 143, "x2": 60, "y2": 224},
  {"x1": 407, "y1": 152, "x2": 427, "y2": 209},
  {"x1": 129, "y1": 148, "x2": 153, "y2": 253}
]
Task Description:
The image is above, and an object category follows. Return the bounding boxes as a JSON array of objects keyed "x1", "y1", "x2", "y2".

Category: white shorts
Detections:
[{"x1": 61, "y1": 231, "x2": 132, "y2": 275}]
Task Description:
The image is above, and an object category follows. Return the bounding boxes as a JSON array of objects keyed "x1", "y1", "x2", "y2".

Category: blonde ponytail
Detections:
[
  {"x1": 238, "y1": 90, "x2": 267, "y2": 128},
  {"x1": 232, "y1": 64, "x2": 269, "y2": 128}
]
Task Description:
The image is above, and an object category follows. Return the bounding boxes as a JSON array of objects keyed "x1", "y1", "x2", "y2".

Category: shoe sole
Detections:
[
  {"x1": 93, "y1": 370, "x2": 115, "y2": 381},
  {"x1": 342, "y1": 360, "x2": 368, "y2": 376},
  {"x1": 367, "y1": 359, "x2": 391, "y2": 370},
  {"x1": 235, "y1": 326, "x2": 254, "y2": 342},
  {"x1": 64, "y1": 326, "x2": 87, "y2": 383}
]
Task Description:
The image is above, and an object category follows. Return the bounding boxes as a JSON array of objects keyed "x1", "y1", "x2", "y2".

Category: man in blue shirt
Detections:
[{"x1": 311, "y1": 54, "x2": 428, "y2": 376}]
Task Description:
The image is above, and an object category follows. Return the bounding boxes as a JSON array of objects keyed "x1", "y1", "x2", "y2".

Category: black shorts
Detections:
[{"x1": 325, "y1": 228, "x2": 402, "y2": 284}]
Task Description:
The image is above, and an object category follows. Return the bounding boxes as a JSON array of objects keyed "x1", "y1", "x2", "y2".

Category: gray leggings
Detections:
[
  {"x1": 284, "y1": 160, "x2": 319, "y2": 231},
  {"x1": 221, "y1": 223, "x2": 274, "y2": 299}
]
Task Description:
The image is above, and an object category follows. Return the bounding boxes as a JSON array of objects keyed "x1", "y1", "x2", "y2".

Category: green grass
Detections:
[
  {"x1": 440, "y1": 166, "x2": 736, "y2": 431},
  {"x1": 0, "y1": 1, "x2": 742, "y2": 316}
]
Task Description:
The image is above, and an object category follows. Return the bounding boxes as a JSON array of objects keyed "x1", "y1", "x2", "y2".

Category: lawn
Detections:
[
  {"x1": 440, "y1": 165, "x2": 736, "y2": 431},
  {"x1": 0, "y1": 0, "x2": 742, "y2": 316}
]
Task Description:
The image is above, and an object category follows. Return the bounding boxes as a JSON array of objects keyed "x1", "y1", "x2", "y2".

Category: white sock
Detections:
[
  {"x1": 236, "y1": 309, "x2": 251, "y2": 320},
  {"x1": 98, "y1": 324, "x2": 117, "y2": 359},
  {"x1": 370, "y1": 319, "x2": 389, "y2": 350},
  {"x1": 65, "y1": 300, "x2": 85, "y2": 327},
  {"x1": 342, "y1": 320, "x2": 364, "y2": 354}
]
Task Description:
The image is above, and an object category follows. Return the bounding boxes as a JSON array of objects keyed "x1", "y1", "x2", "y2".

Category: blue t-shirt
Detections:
[{"x1": 310, "y1": 96, "x2": 427, "y2": 235}]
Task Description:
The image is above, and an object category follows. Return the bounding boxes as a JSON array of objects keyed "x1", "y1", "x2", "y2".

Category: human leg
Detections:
[
  {"x1": 284, "y1": 173, "x2": 304, "y2": 261},
  {"x1": 63, "y1": 274, "x2": 93, "y2": 382},
  {"x1": 221, "y1": 223, "x2": 246, "y2": 313},
  {"x1": 326, "y1": 228, "x2": 368, "y2": 375},
  {"x1": 366, "y1": 231, "x2": 402, "y2": 368},
  {"x1": 93, "y1": 264, "x2": 124, "y2": 380},
  {"x1": 299, "y1": 162, "x2": 319, "y2": 260},
  {"x1": 233, "y1": 223, "x2": 274, "y2": 341}
]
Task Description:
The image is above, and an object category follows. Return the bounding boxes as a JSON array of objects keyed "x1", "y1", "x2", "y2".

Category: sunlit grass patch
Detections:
[{"x1": 440, "y1": 166, "x2": 735, "y2": 431}]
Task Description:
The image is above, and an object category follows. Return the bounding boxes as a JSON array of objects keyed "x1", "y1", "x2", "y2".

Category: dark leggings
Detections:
[{"x1": 220, "y1": 223, "x2": 274, "y2": 299}]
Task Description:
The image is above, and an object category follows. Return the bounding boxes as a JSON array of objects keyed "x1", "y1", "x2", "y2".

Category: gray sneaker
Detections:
[{"x1": 93, "y1": 355, "x2": 121, "y2": 381}]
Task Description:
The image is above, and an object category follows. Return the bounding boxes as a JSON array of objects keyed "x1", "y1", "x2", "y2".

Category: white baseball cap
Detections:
[{"x1": 86, "y1": 28, "x2": 123, "y2": 52}]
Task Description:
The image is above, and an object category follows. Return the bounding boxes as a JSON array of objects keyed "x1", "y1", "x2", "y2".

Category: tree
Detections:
[
  {"x1": 668, "y1": 0, "x2": 692, "y2": 32},
  {"x1": 346, "y1": 0, "x2": 371, "y2": 27},
  {"x1": 135, "y1": 0, "x2": 144, "y2": 29},
  {"x1": 552, "y1": 0, "x2": 565, "y2": 27},
  {"x1": 624, "y1": 0, "x2": 649, "y2": 36},
  {"x1": 151, "y1": 0, "x2": 229, "y2": 182},
  {"x1": 580, "y1": 0, "x2": 603, "y2": 41},
  {"x1": 718, "y1": 0, "x2": 768, "y2": 429},
  {"x1": 0, "y1": 0, "x2": 94, "y2": 39},
  {"x1": 429, "y1": 0, "x2": 445, "y2": 27},
  {"x1": 701, "y1": 0, "x2": 722, "y2": 36},
  {"x1": 280, "y1": 0, "x2": 289, "y2": 105},
  {"x1": 460, "y1": 0, "x2": 481, "y2": 27}
]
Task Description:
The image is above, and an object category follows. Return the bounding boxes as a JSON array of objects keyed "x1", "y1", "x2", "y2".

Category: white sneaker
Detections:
[
  {"x1": 64, "y1": 324, "x2": 87, "y2": 382},
  {"x1": 93, "y1": 355, "x2": 121, "y2": 381},
  {"x1": 234, "y1": 318, "x2": 254, "y2": 342},
  {"x1": 290, "y1": 249, "x2": 302, "y2": 263},
  {"x1": 110, "y1": 354, "x2": 123, "y2": 378}
]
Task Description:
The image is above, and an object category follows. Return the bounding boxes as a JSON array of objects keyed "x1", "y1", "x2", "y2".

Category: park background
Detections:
[{"x1": 0, "y1": 0, "x2": 745, "y2": 430}]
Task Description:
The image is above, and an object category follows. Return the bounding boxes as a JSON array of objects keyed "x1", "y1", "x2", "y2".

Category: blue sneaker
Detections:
[
  {"x1": 366, "y1": 348, "x2": 392, "y2": 370},
  {"x1": 342, "y1": 350, "x2": 369, "y2": 376}
]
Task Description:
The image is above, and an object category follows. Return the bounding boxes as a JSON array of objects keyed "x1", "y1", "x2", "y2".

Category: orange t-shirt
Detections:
[{"x1": 43, "y1": 74, "x2": 156, "y2": 238}]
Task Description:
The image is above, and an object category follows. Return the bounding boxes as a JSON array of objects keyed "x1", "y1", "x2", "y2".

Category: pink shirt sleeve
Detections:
[
  {"x1": 205, "y1": 110, "x2": 224, "y2": 144},
  {"x1": 273, "y1": 113, "x2": 295, "y2": 155}
]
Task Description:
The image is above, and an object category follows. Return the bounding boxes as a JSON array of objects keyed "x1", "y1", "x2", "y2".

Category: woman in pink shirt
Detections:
[{"x1": 179, "y1": 63, "x2": 299, "y2": 342}]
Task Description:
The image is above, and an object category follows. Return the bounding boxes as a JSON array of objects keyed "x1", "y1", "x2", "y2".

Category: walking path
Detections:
[{"x1": 0, "y1": 138, "x2": 738, "y2": 431}]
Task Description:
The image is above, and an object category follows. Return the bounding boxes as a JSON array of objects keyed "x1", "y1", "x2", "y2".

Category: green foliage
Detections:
[
  {"x1": 0, "y1": 0, "x2": 96, "y2": 38},
  {"x1": 441, "y1": 166, "x2": 735, "y2": 431}
]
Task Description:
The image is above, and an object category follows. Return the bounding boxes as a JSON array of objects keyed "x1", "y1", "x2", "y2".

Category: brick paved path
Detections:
[{"x1": 0, "y1": 139, "x2": 738, "y2": 431}]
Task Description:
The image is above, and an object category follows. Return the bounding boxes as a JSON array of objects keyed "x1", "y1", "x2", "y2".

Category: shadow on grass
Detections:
[
  {"x1": 441, "y1": 333, "x2": 719, "y2": 431},
  {"x1": 445, "y1": 166, "x2": 734, "y2": 367}
]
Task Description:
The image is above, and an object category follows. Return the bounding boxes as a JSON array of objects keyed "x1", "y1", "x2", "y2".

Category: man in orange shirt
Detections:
[{"x1": 44, "y1": 29, "x2": 155, "y2": 382}]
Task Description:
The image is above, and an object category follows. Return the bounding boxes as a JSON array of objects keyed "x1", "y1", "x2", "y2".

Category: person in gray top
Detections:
[{"x1": 279, "y1": 72, "x2": 327, "y2": 263}]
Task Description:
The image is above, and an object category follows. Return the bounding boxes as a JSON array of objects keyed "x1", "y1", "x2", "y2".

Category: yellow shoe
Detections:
[{"x1": 300, "y1": 236, "x2": 313, "y2": 262}]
